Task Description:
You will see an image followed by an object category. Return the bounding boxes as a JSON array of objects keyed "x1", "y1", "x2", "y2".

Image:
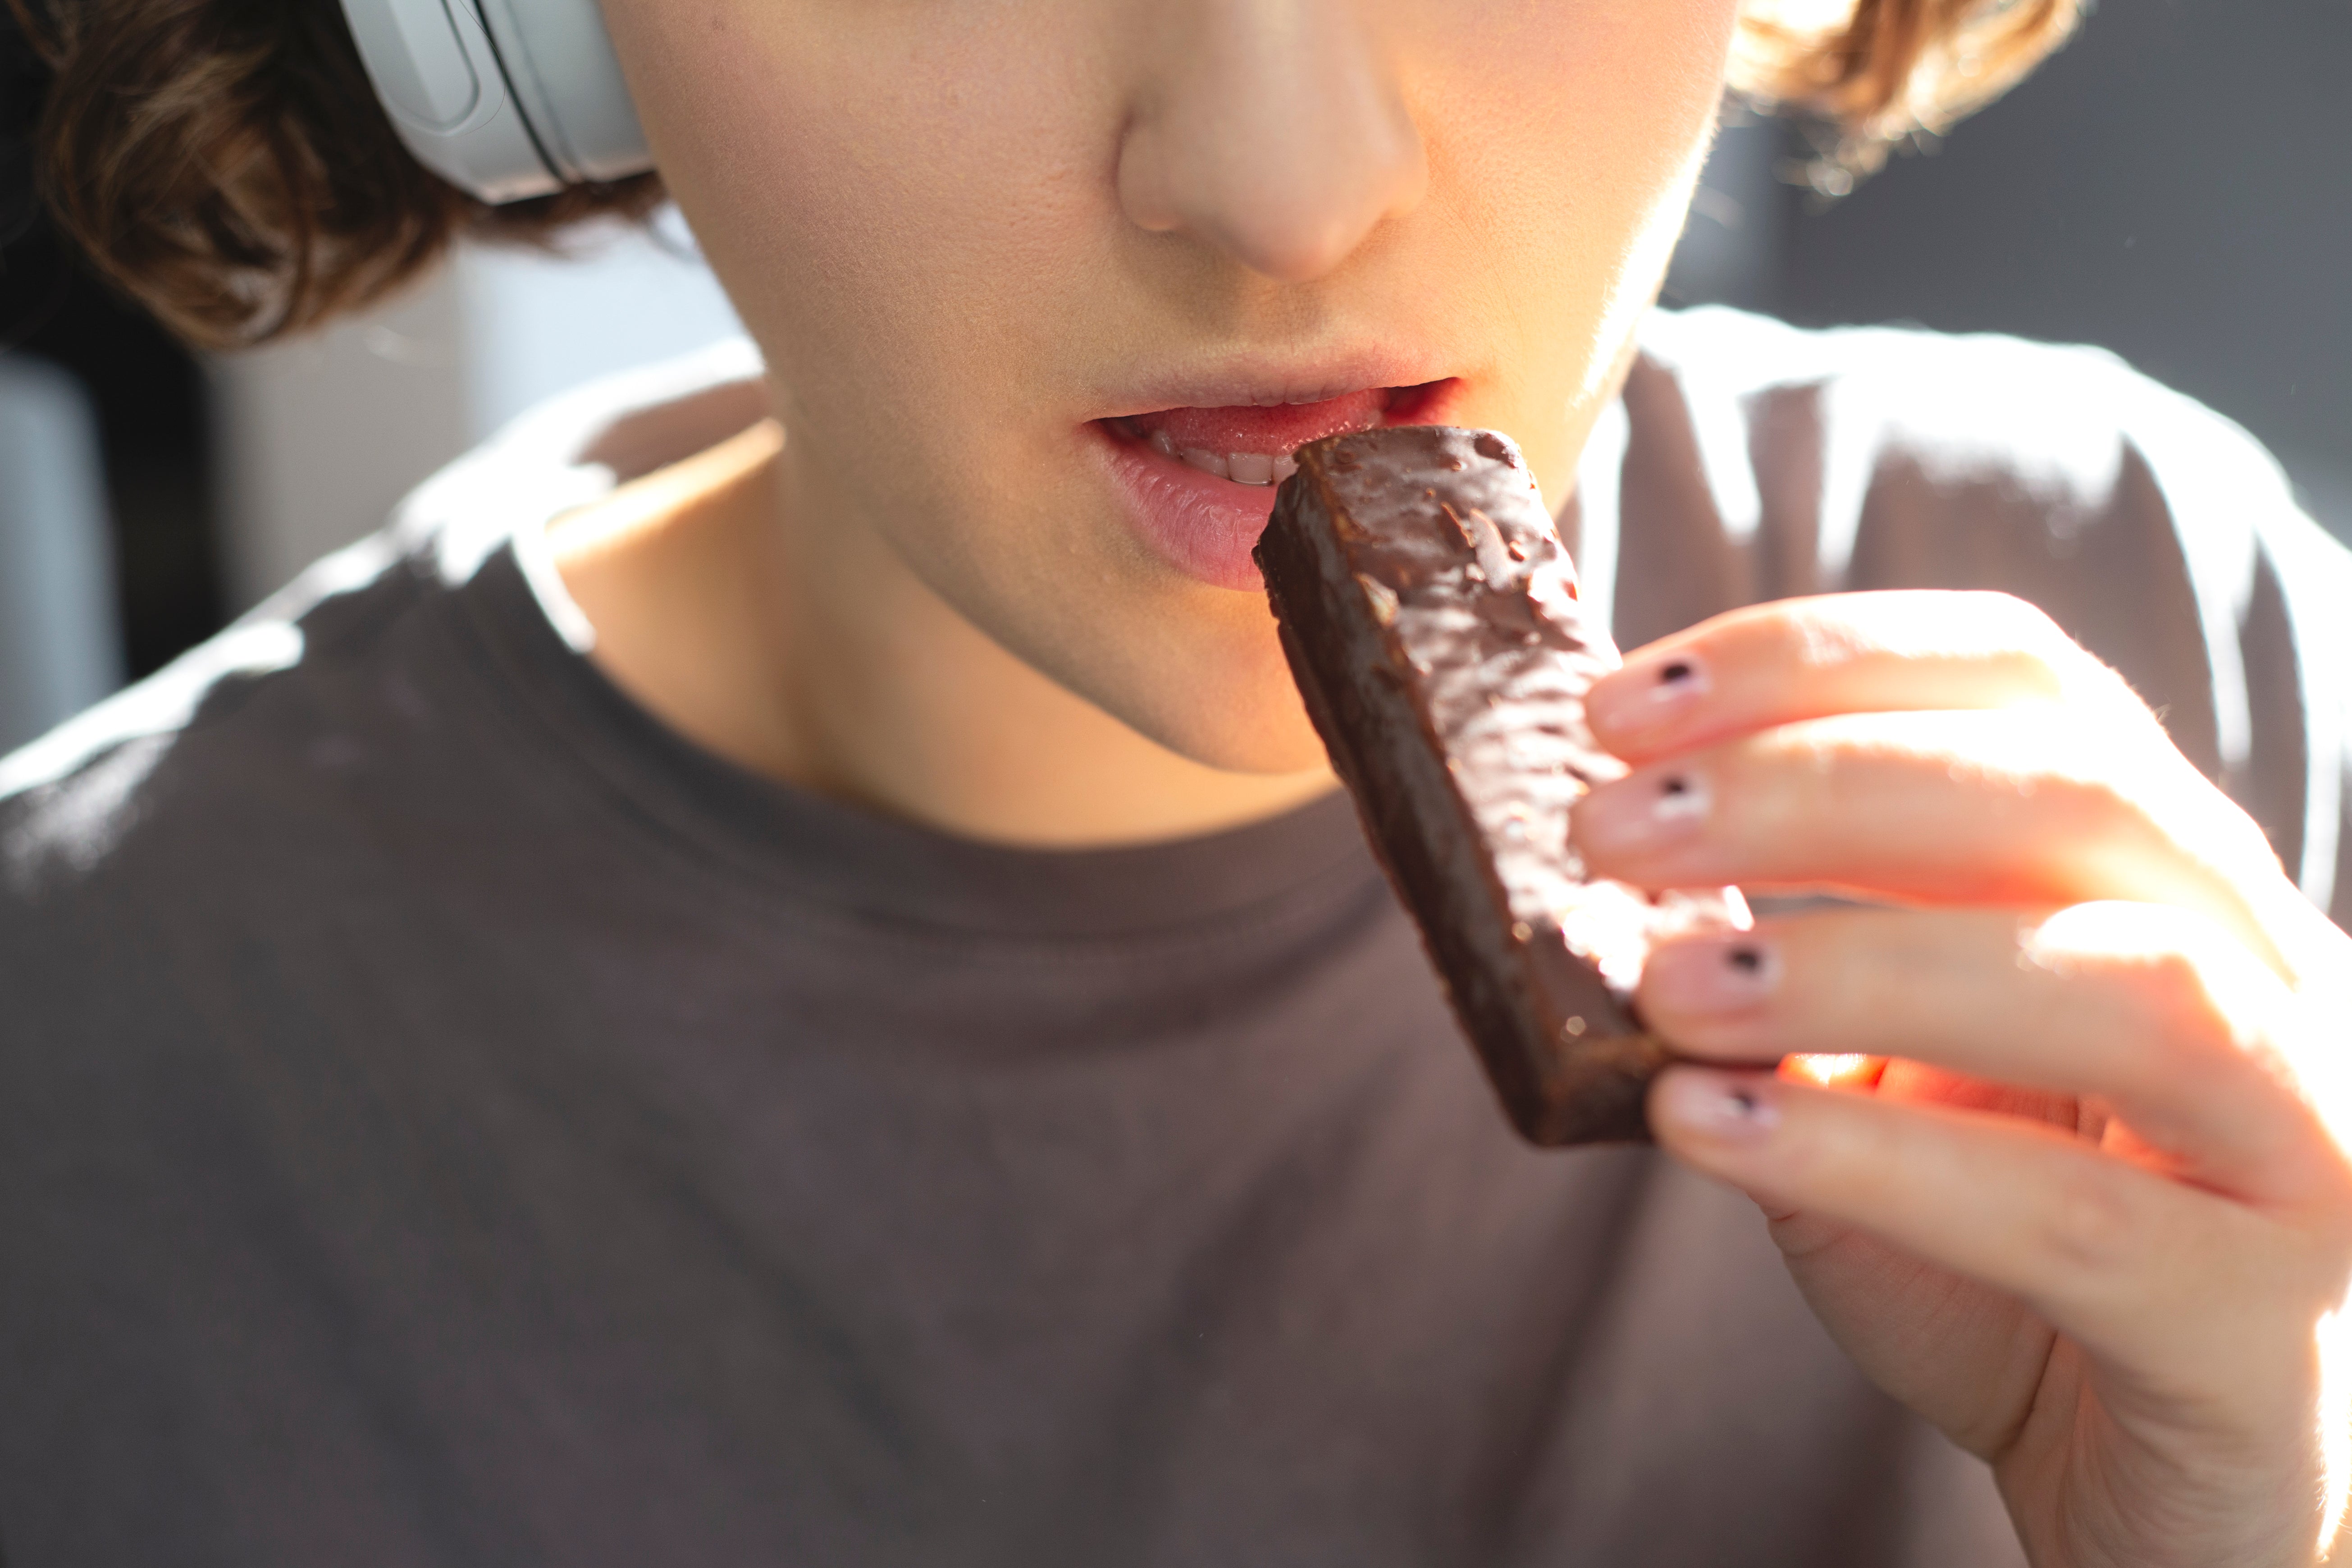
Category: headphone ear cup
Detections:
[
  {"x1": 474, "y1": 0, "x2": 652, "y2": 186},
  {"x1": 338, "y1": 0, "x2": 651, "y2": 203}
]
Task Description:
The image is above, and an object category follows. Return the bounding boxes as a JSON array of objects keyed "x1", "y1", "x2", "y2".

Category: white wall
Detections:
[
  {"x1": 0, "y1": 356, "x2": 123, "y2": 754},
  {"x1": 211, "y1": 207, "x2": 742, "y2": 608}
]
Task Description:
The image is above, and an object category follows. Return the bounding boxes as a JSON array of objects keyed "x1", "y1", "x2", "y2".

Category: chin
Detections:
[
  {"x1": 1105, "y1": 636, "x2": 1336, "y2": 777},
  {"x1": 1165, "y1": 704, "x2": 1334, "y2": 777}
]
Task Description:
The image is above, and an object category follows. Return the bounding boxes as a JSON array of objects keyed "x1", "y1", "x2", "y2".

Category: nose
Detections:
[{"x1": 1116, "y1": 0, "x2": 1429, "y2": 284}]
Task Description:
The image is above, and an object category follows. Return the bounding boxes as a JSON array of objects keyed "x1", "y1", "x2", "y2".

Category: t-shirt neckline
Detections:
[{"x1": 422, "y1": 346, "x2": 1379, "y2": 942}]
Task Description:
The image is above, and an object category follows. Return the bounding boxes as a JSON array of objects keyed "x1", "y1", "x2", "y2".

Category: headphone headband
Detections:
[{"x1": 338, "y1": 0, "x2": 653, "y2": 203}]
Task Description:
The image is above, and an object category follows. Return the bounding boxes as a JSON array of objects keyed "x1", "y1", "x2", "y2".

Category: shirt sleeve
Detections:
[
  {"x1": 2115, "y1": 373, "x2": 2352, "y2": 928},
  {"x1": 1631, "y1": 311, "x2": 2352, "y2": 929}
]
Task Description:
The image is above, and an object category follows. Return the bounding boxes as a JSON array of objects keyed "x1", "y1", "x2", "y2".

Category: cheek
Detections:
[
  {"x1": 1438, "y1": 6, "x2": 1732, "y2": 284},
  {"x1": 1380, "y1": 0, "x2": 1740, "y2": 480},
  {"x1": 602, "y1": 0, "x2": 1292, "y2": 764},
  {"x1": 610, "y1": 1, "x2": 1107, "y2": 506},
  {"x1": 1436, "y1": 0, "x2": 1737, "y2": 224}
]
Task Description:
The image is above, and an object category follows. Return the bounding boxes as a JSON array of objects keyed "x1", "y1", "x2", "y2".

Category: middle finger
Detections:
[{"x1": 1571, "y1": 708, "x2": 2283, "y2": 960}]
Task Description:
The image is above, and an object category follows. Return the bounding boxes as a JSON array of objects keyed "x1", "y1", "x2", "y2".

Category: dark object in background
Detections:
[
  {"x1": 1258, "y1": 425, "x2": 1743, "y2": 1146},
  {"x1": 2, "y1": 0, "x2": 41, "y2": 253},
  {"x1": 2, "y1": 239, "x2": 225, "y2": 686},
  {"x1": 1, "y1": 218, "x2": 226, "y2": 681},
  {"x1": 4, "y1": 0, "x2": 225, "y2": 685}
]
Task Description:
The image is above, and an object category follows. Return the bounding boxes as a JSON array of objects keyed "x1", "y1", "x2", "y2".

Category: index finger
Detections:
[{"x1": 1585, "y1": 591, "x2": 2145, "y2": 765}]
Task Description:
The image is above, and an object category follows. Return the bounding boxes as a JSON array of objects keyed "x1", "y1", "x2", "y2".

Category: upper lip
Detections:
[{"x1": 1084, "y1": 347, "x2": 1461, "y2": 421}]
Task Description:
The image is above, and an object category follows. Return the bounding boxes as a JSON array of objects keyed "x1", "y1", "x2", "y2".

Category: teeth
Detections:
[
  {"x1": 1135, "y1": 429, "x2": 1306, "y2": 487},
  {"x1": 1179, "y1": 447, "x2": 1230, "y2": 480}
]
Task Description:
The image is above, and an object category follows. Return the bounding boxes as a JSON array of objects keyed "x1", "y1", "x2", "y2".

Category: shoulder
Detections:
[
  {"x1": 1615, "y1": 306, "x2": 2320, "y2": 656},
  {"x1": 1, "y1": 334, "x2": 770, "y2": 921},
  {"x1": 1636, "y1": 303, "x2": 2304, "y2": 521},
  {"x1": 0, "y1": 531, "x2": 448, "y2": 923},
  {"x1": 1628, "y1": 305, "x2": 2352, "y2": 921},
  {"x1": 1626, "y1": 304, "x2": 2346, "y2": 667},
  {"x1": 0, "y1": 366, "x2": 562, "y2": 938}
]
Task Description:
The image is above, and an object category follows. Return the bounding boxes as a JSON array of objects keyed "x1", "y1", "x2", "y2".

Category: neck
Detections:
[{"x1": 549, "y1": 414, "x2": 1336, "y2": 848}]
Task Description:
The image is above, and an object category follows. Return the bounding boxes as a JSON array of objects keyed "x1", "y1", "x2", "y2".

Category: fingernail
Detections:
[
  {"x1": 1653, "y1": 1068, "x2": 1780, "y2": 1143},
  {"x1": 1645, "y1": 936, "x2": 1779, "y2": 1015},
  {"x1": 1590, "y1": 652, "x2": 1710, "y2": 737},
  {"x1": 1576, "y1": 769, "x2": 1710, "y2": 855},
  {"x1": 1653, "y1": 655, "x2": 1708, "y2": 697}
]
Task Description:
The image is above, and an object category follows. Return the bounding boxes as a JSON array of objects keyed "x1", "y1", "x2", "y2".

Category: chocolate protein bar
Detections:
[{"x1": 1254, "y1": 425, "x2": 1744, "y2": 1146}]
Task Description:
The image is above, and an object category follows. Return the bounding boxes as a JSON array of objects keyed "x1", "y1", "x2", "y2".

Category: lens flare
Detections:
[{"x1": 1782, "y1": 1053, "x2": 1885, "y2": 1090}]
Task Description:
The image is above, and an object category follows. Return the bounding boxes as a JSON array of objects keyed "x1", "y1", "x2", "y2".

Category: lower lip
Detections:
[{"x1": 1091, "y1": 381, "x2": 1458, "y2": 592}]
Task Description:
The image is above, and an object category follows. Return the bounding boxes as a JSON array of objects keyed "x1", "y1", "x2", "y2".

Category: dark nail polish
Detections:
[
  {"x1": 1655, "y1": 1068, "x2": 1780, "y2": 1142},
  {"x1": 1647, "y1": 934, "x2": 1775, "y2": 1013},
  {"x1": 1650, "y1": 771, "x2": 1710, "y2": 827},
  {"x1": 1577, "y1": 769, "x2": 1709, "y2": 853},
  {"x1": 1590, "y1": 655, "x2": 1706, "y2": 738}
]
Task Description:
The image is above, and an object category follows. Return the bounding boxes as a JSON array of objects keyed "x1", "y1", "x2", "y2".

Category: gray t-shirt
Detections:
[{"x1": 1, "y1": 308, "x2": 2345, "y2": 1567}]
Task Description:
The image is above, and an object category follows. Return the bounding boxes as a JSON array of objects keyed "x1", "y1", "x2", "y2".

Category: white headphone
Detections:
[{"x1": 336, "y1": 0, "x2": 653, "y2": 203}]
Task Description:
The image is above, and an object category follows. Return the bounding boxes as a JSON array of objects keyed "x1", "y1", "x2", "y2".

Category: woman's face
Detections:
[{"x1": 602, "y1": 0, "x2": 1742, "y2": 774}]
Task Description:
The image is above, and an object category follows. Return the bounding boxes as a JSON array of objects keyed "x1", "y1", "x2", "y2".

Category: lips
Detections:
[{"x1": 1095, "y1": 379, "x2": 1453, "y2": 590}]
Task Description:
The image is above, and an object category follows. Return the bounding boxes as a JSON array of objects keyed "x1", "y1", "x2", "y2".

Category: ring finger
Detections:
[
  {"x1": 1572, "y1": 709, "x2": 2290, "y2": 970},
  {"x1": 1639, "y1": 903, "x2": 2331, "y2": 1204}
]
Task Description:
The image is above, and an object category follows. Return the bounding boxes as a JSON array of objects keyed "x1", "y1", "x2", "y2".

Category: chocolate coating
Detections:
[{"x1": 1254, "y1": 425, "x2": 1742, "y2": 1146}]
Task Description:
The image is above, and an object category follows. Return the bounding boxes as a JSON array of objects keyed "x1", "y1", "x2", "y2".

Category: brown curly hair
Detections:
[
  {"x1": 1729, "y1": 0, "x2": 2087, "y2": 193},
  {"x1": 6, "y1": 0, "x2": 2079, "y2": 351}
]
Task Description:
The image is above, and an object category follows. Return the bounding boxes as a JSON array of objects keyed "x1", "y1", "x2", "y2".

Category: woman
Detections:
[{"x1": 4, "y1": 0, "x2": 2348, "y2": 1562}]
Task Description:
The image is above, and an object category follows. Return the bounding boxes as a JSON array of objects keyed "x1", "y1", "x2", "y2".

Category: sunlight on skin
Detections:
[
  {"x1": 1589, "y1": 582, "x2": 2352, "y2": 1566},
  {"x1": 1781, "y1": 1052, "x2": 1883, "y2": 1089},
  {"x1": 2296, "y1": 958, "x2": 2352, "y2": 1563},
  {"x1": 2320, "y1": 1305, "x2": 2352, "y2": 1560},
  {"x1": 1737, "y1": 0, "x2": 1855, "y2": 26},
  {"x1": 551, "y1": 419, "x2": 790, "y2": 568}
]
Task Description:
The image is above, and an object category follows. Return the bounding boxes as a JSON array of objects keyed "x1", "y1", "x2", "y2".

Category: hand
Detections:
[{"x1": 1572, "y1": 591, "x2": 2352, "y2": 1568}]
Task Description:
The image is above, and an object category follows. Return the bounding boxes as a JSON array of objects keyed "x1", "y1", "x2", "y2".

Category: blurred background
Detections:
[{"x1": 1, "y1": 0, "x2": 2346, "y2": 755}]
